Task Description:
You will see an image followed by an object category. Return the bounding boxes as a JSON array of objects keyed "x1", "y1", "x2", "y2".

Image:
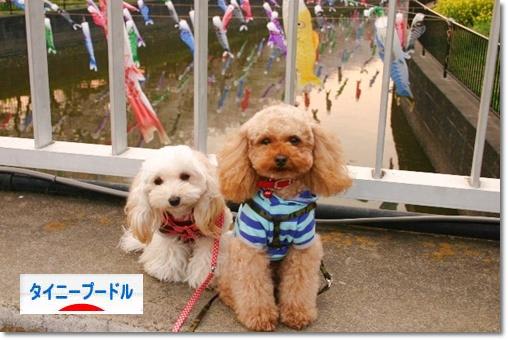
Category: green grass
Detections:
[{"x1": 434, "y1": 0, "x2": 493, "y2": 36}]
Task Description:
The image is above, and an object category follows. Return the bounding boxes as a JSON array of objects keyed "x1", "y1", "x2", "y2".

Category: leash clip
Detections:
[
  {"x1": 318, "y1": 261, "x2": 333, "y2": 295},
  {"x1": 325, "y1": 277, "x2": 332, "y2": 289}
]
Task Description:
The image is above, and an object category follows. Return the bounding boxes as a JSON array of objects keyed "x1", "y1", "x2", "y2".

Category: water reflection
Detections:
[{"x1": 0, "y1": 10, "x2": 434, "y2": 182}]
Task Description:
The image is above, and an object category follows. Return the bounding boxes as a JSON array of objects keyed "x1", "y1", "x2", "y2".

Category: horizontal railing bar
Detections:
[
  {"x1": 0, "y1": 137, "x2": 156, "y2": 178},
  {"x1": 413, "y1": 0, "x2": 498, "y2": 43},
  {"x1": 0, "y1": 137, "x2": 499, "y2": 213},
  {"x1": 345, "y1": 166, "x2": 499, "y2": 213}
]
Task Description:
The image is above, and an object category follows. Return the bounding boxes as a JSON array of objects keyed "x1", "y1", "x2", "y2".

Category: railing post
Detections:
[
  {"x1": 25, "y1": 0, "x2": 52, "y2": 149},
  {"x1": 284, "y1": 0, "x2": 298, "y2": 105},
  {"x1": 193, "y1": 0, "x2": 208, "y2": 153},
  {"x1": 372, "y1": 0, "x2": 397, "y2": 179},
  {"x1": 107, "y1": 0, "x2": 128, "y2": 155},
  {"x1": 443, "y1": 20, "x2": 453, "y2": 78},
  {"x1": 469, "y1": 0, "x2": 500, "y2": 188}
]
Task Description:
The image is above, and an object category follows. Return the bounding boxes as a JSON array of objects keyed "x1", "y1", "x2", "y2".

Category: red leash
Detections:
[{"x1": 171, "y1": 212, "x2": 224, "y2": 332}]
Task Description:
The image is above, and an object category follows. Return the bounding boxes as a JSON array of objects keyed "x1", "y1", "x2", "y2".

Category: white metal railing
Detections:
[
  {"x1": 0, "y1": 0, "x2": 500, "y2": 213},
  {"x1": 193, "y1": 1, "x2": 208, "y2": 153},
  {"x1": 373, "y1": 0, "x2": 396, "y2": 180},
  {"x1": 283, "y1": 0, "x2": 298, "y2": 105},
  {"x1": 107, "y1": 0, "x2": 128, "y2": 155},
  {"x1": 469, "y1": 0, "x2": 500, "y2": 188},
  {"x1": 25, "y1": 0, "x2": 52, "y2": 149}
]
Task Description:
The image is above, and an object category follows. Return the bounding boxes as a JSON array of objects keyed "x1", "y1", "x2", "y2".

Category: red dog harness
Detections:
[{"x1": 159, "y1": 212, "x2": 202, "y2": 242}]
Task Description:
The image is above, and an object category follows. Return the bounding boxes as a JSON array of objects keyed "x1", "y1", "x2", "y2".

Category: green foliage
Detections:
[
  {"x1": 434, "y1": 0, "x2": 493, "y2": 35},
  {"x1": 0, "y1": 2, "x2": 11, "y2": 11}
]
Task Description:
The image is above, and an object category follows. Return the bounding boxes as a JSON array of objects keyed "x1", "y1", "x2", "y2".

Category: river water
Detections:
[{"x1": 0, "y1": 5, "x2": 441, "y2": 212}]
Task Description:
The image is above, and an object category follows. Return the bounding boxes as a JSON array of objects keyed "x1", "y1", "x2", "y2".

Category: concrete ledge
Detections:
[{"x1": 0, "y1": 191, "x2": 500, "y2": 332}]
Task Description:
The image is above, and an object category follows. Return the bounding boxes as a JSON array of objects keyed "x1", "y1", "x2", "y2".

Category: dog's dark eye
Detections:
[
  {"x1": 260, "y1": 138, "x2": 271, "y2": 145},
  {"x1": 180, "y1": 173, "x2": 190, "y2": 181},
  {"x1": 289, "y1": 136, "x2": 301, "y2": 145},
  {"x1": 154, "y1": 177, "x2": 163, "y2": 185}
]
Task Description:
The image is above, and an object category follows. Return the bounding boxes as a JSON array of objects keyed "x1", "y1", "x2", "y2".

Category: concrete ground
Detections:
[{"x1": 0, "y1": 191, "x2": 500, "y2": 333}]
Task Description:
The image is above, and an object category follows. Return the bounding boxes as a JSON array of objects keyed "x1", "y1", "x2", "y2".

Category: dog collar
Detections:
[
  {"x1": 257, "y1": 178, "x2": 295, "y2": 198},
  {"x1": 159, "y1": 212, "x2": 202, "y2": 242}
]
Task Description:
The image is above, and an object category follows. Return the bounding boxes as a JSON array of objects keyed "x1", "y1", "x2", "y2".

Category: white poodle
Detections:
[{"x1": 119, "y1": 145, "x2": 233, "y2": 288}]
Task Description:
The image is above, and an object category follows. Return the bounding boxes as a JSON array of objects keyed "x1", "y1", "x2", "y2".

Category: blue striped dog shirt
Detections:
[{"x1": 234, "y1": 189, "x2": 318, "y2": 261}]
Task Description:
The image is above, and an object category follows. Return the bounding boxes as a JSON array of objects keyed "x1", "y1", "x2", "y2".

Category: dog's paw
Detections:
[
  {"x1": 139, "y1": 234, "x2": 190, "y2": 283},
  {"x1": 280, "y1": 303, "x2": 317, "y2": 330},
  {"x1": 118, "y1": 228, "x2": 145, "y2": 253},
  {"x1": 142, "y1": 256, "x2": 187, "y2": 283},
  {"x1": 186, "y1": 262, "x2": 210, "y2": 289},
  {"x1": 238, "y1": 305, "x2": 279, "y2": 332},
  {"x1": 186, "y1": 238, "x2": 214, "y2": 288}
]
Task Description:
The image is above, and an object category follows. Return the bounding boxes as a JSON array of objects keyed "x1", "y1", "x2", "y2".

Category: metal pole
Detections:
[
  {"x1": 372, "y1": 0, "x2": 397, "y2": 179},
  {"x1": 25, "y1": 0, "x2": 52, "y2": 148},
  {"x1": 469, "y1": 0, "x2": 500, "y2": 188},
  {"x1": 284, "y1": 0, "x2": 298, "y2": 105},
  {"x1": 443, "y1": 20, "x2": 453, "y2": 78},
  {"x1": 193, "y1": 0, "x2": 208, "y2": 153},
  {"x1": 107, "y1": 0, "x2": 128, "y2": 155}
]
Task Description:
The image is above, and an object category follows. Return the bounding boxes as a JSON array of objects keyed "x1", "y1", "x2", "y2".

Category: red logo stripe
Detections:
[{"x1": 59, "y1": 303, "x2": 104, "y2": 312}]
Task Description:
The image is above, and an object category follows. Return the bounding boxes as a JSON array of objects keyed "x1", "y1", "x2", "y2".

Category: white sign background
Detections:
[{"x1": 20, "y1": 274, "x2": 143, "y2": 314}]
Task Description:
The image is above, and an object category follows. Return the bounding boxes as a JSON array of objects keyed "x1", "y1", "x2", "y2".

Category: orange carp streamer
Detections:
[
  {"x1": 91, "y1": 0, "x2": 169, "y2": 145},
  {"x1": 124, "y1": 29, "x2": 169, "y2": 144},
  {"x1": 125, "y1": 67, "x2": 169, "y2": 144}
]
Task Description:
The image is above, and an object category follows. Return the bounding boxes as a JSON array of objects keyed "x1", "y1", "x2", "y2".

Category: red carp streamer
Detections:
[
  {"x1": 87, "y1": 0, "x2": 139, "y2": 36},
  {"x1": 88, "y1": 0, "x2": 169, "y2": 144},
  {"x1": 87, "y1": 0, "x2": 107, "y2": 36},
  {"x1": 241, "y1": 0, "x2": 253, "y2": 22},
  {"x1": 123, "y1": 29, "x2": 169, "y2": 144},
  {"x1": 240, "y1": 88, "x2": 251, "y2": 112}
]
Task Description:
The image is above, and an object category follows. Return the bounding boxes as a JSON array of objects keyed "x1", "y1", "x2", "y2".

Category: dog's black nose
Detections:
[
  {"x1": 275, "y1": 155, "x2": 287, "y2": 168},
  {"x1": 169, "y1": 196, "x2": 181, "y2": 207}
]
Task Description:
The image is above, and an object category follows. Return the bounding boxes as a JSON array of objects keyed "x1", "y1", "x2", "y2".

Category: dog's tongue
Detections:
[{"x1": 171, "y1": 213, "x2": 193, "y2": 223}]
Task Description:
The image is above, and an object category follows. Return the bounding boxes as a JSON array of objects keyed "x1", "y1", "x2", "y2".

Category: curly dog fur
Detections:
[
  {"x1": 120, "y1": 145, "x2": 233, "y2": 288},
  {"x1": 217, "y1": 104, "x2": 351, "y2": 331}
]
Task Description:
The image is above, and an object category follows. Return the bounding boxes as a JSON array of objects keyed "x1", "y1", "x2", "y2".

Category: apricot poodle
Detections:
[{"x1": 216, "y1": 104, "x2": 352, "y2": 331}]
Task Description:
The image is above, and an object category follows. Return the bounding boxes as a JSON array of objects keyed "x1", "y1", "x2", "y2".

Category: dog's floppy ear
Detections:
[
  {"x1": 303, "y1": 123, "x2": 352, "y2": 196},
  {"x1": 217, "y1": 127, "x2": 258, "y2": 203},
  {"x1": 193, "y1": 152, "x2": 227, "y2": 238},
  {"x1": 124, "y1": 171, "x2": 159, "y2": 244}
]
